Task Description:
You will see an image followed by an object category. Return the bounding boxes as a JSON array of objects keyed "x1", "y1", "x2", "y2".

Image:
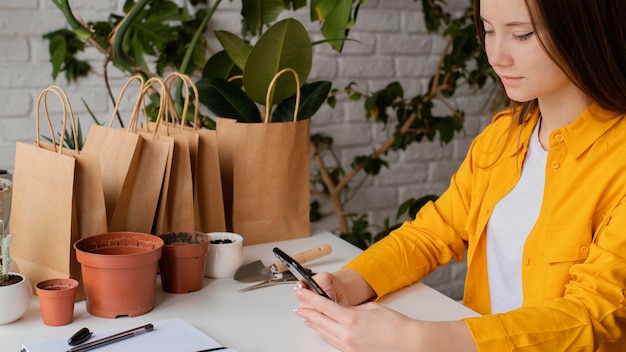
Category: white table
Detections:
[{"x1": 3, "y1": 226, "x2": 478, "y2": 351}]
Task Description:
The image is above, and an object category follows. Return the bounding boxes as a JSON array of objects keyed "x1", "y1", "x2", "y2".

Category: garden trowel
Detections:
[{"x1": 234, "y1": 243, "x2": 331, "y2": 282}]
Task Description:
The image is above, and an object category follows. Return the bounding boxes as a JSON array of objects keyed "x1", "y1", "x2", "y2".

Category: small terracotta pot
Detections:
[
  {"x1": 158, "y1": 232, "x2": 210, "y2": 293},
  {"x1": 35, "y1": 278, "x2": 78, "y2": 326},
  {"x1": 74, "y1": 232, "x2": 163, "y2": 318}
]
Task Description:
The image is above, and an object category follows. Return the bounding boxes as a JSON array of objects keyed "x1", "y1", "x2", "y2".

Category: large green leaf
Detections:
[
  {"x1": 243, "y1": 18, "x2": 312, "y2": 106},
  {"x1": 311, "y1": 0, "x2": 363, "y2": 52},
  {"x1": 214, "y1": 31, "x2": 252, "y2": 70},
  {"x1": 202, "y1": 50, "x2": 243, "y2": 81},
  {"x1": 283, "y1": 0, "x2": 307, "y2": 10},
  {"x1": 318, "y1": 0, "x2": 353, "y2": 51},
  {"x1": 271, "y1": 81, "x2": 332, "y2": 122},
  {"x1": 196, "y1": 77, "x2": 261, "y2": 123},
  {"x1": 241, "y1": 0, "x2": 285, "y2": 35}
]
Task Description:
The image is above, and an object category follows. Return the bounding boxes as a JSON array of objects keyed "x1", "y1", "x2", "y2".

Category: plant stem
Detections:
[
  {"x1": 174, "y1": 0, "x2": 223, "y2": 120},
  {"x1": 316, "y1": 38, "x2": 456, "y2": 234},
  {"x1": 51, "y1": 0, "x2": 110, "y2": 52}
]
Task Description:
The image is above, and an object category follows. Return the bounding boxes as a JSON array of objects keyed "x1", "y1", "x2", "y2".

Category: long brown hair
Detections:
[{"x1": 474, "y1": 0, "x2": 626, "y2": 124}]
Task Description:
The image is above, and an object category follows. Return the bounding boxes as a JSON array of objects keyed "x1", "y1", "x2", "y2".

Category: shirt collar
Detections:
[
  {"x1": 560, "y1": 103, "x2": 624, "y2": 159},
  {"x1": 511, "y1": 103, "x2": 623, "y2": 159}
]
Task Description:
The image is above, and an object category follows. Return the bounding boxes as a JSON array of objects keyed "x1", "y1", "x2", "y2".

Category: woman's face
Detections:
[{"x1": 480, "y1": 0, "x2": 574, "y2": 104}]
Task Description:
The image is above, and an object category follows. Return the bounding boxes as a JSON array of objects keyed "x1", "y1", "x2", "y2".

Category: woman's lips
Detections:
[{"x1": 498, "y1": 75, "x2": 522, "y2": 86}]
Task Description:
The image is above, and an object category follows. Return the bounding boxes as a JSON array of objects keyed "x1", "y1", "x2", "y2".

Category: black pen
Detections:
[{"x1": 66, "y1": 323, "x2": 154, "y2": 352}]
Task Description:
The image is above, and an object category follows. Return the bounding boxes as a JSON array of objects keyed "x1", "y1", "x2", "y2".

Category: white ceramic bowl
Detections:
[
  {"x1": 205, "y1": 232, "x2": 244, "y2": 279},
  {"x1": 0, "y1": 272, "x2": 31, "y2": 324}
]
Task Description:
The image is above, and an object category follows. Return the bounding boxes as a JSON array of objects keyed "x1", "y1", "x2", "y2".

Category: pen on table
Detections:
[
  {"x1": 66, "y1": 323, "x2": 154, "y2": 352},
  {"x1": 195, "y1": 348, "x2": 228, "y2": 352}
]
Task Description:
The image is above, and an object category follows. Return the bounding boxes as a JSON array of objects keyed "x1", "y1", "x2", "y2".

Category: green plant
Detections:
[
  {"x1": 311, "y1": 1, "x2": 495, "y2": 248},
  {"x1": 44, "y1": 0, "x2": 363, "y2": 127},
  {"x1": 0, "y1": 220, "x2": 13, "y2": 284}
]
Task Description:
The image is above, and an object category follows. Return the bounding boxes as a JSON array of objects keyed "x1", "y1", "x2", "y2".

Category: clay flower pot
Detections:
[
  {"x1": 74, "y1": 232, "x2": 163, "y2": 318},
  {"x1": 35, "y1": 278, "x2": 78, "y2": 326},
  {"x1": 0, "y1": 272, "x2": 32, "y2": 324},
  {"x1": 158, "y1": 232, "x2": 210, "y2": 293}
]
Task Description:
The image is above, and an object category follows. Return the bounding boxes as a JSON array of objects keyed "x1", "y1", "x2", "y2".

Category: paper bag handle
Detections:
[
  {"x1": 35, "y1": 85, "x2": 79, "y2": 154},
  {"x1": 108, "y1": 74, "x2": 145, "y2": 130},
  {"x1": 164, "y1": 72, "x2": 200, "y2": 130},
  {"x1": 263, "y1": 68, "x2": 301, "y2": 124},
  {"x1": 127, "y1": 76, "x2": 168, "y2": 139}
]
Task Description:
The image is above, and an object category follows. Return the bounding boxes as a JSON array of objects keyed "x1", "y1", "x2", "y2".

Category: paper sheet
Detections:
[{"x1": 21, "y1": 318, "x2": 236, "y2": 352}]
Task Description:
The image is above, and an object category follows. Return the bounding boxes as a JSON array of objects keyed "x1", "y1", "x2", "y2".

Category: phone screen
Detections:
[{"x1": 273, "y1": 247, "x2": 330, "y2": 299}]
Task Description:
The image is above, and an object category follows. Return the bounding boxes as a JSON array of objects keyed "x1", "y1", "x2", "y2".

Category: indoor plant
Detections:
[
  {"x1": 0, "y1": 220, "x2": 32, "y2": 325},
  {"x1": 73, "y1": 232, "x2": 164, "y2": 318},
  {"x1": 158, "y1": 231, "x2": 210, "y2": 293},
  {"x1": 44, "y1": 0, "x2": 360, "y2": 127}
]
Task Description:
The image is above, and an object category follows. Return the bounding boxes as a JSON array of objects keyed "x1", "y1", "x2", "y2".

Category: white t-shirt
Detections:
[{"x1": 486, "y1": 119, "x2": 547, "y2": 313}]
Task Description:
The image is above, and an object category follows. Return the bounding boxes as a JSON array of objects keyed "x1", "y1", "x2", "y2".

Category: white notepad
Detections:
[{"x1": 21, "y1": 318, "x2": 237, "y2": 352}]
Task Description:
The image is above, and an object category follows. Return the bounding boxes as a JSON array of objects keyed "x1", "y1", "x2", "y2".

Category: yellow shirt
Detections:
[{"x1": 344, "y1": 104, "x2": 626, "y2": 351}]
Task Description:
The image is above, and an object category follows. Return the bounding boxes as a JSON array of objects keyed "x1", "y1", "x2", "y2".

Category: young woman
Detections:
[{"x1": 293, "y1": 0, "x2": 626, "y2": 350}]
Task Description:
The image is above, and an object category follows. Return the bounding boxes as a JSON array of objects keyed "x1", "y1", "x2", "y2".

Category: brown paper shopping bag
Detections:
[
  {"x1": 163, "y1": 73, "x2": 226, "y2": 233},
  {"x1": 118, "y1": 77, "x2": 174, "y2": 233},
  {"x1": 143, "y1": 76, "x2": 195, "y2": 234},
  {"x1": 228, "y1": 68, "x2": 311, "y2": 244},
  {"x1": 11, "y1": 86, "x2": 107, "y2": 300},
  {"x1": 82, "y1": 75, "x2": 145, "y2": 230}
]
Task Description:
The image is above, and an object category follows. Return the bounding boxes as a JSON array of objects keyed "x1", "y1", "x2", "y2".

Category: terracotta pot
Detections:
[
  {"x1": 158, "y1": 232, "x2": 210, "y2": 293},
  {"x1": 35, "y1": 278, "x2": 78, "y2": 326},
  {"x1": 74, "y1": 232, "x2": 163, "y2": 318},
  {"x1": 0, "y1": 272, "x2": 31, "y2": 324}
]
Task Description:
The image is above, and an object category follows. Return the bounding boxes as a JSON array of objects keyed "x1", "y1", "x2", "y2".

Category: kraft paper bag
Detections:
[
  {"x1": 163, "y1": 73, "x2": 226, "y2": 233},
  {"x1": 216, "y1": 117, "x2": 237, "y2": 232},
  {"x1": 143, "y1": 76, "x2": 195, "y2": 234},
  {"x1": 116, "y1": 77, "x2": 174, "y2": 234},
  {"x1": 81, "y1": 76, "x2": 144, "y2": 230},
  {"x1": 11, "y1": 86, "x2": 107, "y2": 301},
  {"x1": 190, "y1": 127, "x2": 226, "y2": 232},
  {"x1": 221, "y1": 68, "x2": 311, "y2": 244}
]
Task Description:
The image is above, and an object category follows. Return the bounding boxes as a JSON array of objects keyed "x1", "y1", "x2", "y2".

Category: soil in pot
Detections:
[
  {"x1": 158, "y1": 232, "x2": 210, "y2": 293},
  {"x1": 74, "y1": 232, "x2": 163, "y2": 318}
]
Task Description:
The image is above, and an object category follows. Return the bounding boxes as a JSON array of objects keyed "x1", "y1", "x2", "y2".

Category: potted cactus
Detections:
[{"x1": 0, "y1": 220, "x2": 32, "y2": 324}]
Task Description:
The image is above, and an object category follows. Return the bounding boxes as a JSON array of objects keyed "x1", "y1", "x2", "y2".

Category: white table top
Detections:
[{"x1": 3, "y1": 226, "x2": 478, "y2": 351}]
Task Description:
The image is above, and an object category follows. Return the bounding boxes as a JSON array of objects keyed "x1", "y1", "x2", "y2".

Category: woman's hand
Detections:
[
  {"x1": 294, "y1": 285, "x2": 422, "y2": 351},
  {"x1": 304, "y1": 268, "x2": 376, "y2": 306},
  {"x1": 293, "y1": 270, "x2": 478, "y2": 351}
]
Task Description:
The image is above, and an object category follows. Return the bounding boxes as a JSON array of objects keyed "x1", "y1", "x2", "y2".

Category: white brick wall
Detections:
[{"x1": 0, "y1": 0, "x2": 495, "y2": 300}]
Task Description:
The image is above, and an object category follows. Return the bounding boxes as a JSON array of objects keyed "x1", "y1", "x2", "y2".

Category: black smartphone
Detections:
[{"x1": 273, "y1": 247, "x2": 331, "y2": 299}]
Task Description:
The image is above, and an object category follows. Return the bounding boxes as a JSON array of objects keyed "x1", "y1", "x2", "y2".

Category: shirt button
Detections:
[
  {"x1": 580, "y1": 246, "x2": 589, "y2": 254},
  {"x1": 465, "y1": 295, "x2": 472, "y2": 303},
  {"x1": 524, "y1": 257, "x2": 530, "y2": 265},
  {"x1": 554, "y1": 134, "x2": 564, "y2": 142},
  {"x1": 551, "y1": 161, "x2": 560, "y2": 169}
]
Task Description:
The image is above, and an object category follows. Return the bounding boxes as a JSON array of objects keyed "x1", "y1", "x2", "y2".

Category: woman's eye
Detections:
[{"x1": 514, "y1": 31, "x2": 534, "y2": 41}]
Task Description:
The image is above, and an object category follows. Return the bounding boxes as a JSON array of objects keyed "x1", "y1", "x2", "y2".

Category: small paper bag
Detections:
[
  {"x1": 11, "y1": 86, "x2": 108, "y2": 300},
  {"x1": 81, "y1": 76, "x2": 145, "y2": 230},
  {"x1": 117, "y1": 77, "x2": 174, "y2": 233},
  {"x1": 144, "y1": 76, "x2": 195, "y2": 234},
  {"x1": 220, "y1": 68, "x2": 310, "y2": 244},
  {"x1": 163, "y1": 73, "x2": 226, "y2": 233}
]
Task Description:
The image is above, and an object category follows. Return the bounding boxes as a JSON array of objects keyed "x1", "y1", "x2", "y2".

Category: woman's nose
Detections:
[{"x1": 486, "y1": 37, "x2": 513, "y2": 68}]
